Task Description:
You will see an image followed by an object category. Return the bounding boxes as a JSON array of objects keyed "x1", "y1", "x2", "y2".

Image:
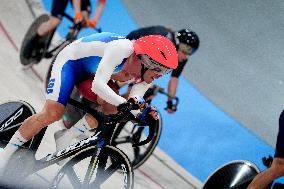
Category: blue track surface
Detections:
[{"x1": 42, "y1": 0, "x2": 275, "y2": 182}]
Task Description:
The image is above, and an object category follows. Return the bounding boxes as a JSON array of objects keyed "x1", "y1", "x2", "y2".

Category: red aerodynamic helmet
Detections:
[{"x1": 133, "y1": 35, "x2": 178, "y2": 72}]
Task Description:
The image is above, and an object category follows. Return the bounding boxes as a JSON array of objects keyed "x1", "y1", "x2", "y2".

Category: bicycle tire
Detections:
[
  {"x1": 50, "y1": 145, "x2": 134, "y2": 189},
  {"x1": 20, "y1": 14, "x2": 54, "y2": 65},
  {"x1": 202, "y1": 160, "x2": 260, "y2": 189},
  {"x1": 111, "y1": 111, "x2": 162, "y2": 169},
  {"x1": 0, "y1": 101, "x2": 36, "y2": 149}
]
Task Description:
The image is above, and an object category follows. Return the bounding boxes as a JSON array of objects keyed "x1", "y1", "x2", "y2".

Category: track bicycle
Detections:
[
  {"x1": 0, "y1": 98, "x2": 155, "y2": 189},
  {"x1": 19, "y1": 12, "x2": 101, "y2": 66},
  {"x1": 52, "y1": 84, "x2": 179, "y2": 170}
]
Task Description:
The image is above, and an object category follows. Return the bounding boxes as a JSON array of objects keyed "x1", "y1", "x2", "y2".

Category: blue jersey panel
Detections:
[
  {"x1": 77, "y1": 56, "x2": 125, "y2": 74},
  {"x1": 81, "y1": 32, "x2": 126, "y2": 43},
  {"x1": 58, "y1": 60, "x2": 85, "y2": 105},
  {"x1": 114, "y1": 58, "x2": 126, "y2": 73},
  {"x1": 78, "y1": 56, "x2": 102, "y2": 74}
]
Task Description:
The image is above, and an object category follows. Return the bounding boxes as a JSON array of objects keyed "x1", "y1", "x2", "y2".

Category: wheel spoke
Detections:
[
  {"x1": 52, "y1": 146, "x2": 133, "y2": 189},
  {"x1": 114, "y1": 136, "x2": 132, "y2": 144},
  {"x1": 133, "y1": 146, "x2": 141, "y2": 159},
  {"x1": 65, "y1": 166, "x2": 82, "y2": 188},
  {"x1": 83, "y1": 155, "x2": 98, "y2": 184},
  {"x1": 101, "y1": 161, "x2": 121, "y2": 180},
  {"x1": 90, "y1": 156, "x2": 121, "y2": 186}
]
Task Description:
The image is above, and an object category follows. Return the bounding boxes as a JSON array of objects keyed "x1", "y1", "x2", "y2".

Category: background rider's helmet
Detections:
[
  {"x1": 133, "y1": 35, "x2": 178, "y2": 74},
  {"x1": 176, "y1": 29, "x2": 199, "y2": 54}
]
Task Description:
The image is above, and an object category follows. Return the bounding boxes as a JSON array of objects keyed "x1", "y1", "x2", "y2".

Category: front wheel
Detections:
[
  {"x1": 111, "y1": 111, "x2": 162, "y2": 169},
  {"x1": 0, "y1": 101, "x2": 36, "y2": 148},
  {"x1": 50, "y1": 145, "x2": 134, "y2": 189},
  {"x1": 20, "y1": 14, "x2": 54, "y2": 65}
]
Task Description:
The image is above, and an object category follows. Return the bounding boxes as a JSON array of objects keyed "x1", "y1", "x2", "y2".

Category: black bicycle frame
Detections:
[
  {"x1": 19, "y1": 98, "x2": 120, "y2": 175},
  {"x1": 32, "y1": 130, "x2": 103, "y2": 173}
]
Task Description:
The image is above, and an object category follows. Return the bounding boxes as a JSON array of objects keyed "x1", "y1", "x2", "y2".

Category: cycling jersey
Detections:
[
  {"x1": 126, "y1": 26, "x2": 187, "y2": 78},
  {"x1": 46, "y1": 32, "x2": 151, "y2": 106}
]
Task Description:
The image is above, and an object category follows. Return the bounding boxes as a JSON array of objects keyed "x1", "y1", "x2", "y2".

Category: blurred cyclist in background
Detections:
[
  {"x1": 125, "y1": 26, "x2": 199, "y2": 113},
  {"x1": 24, "y1": 0, "x2": 106, "y2": 58}
]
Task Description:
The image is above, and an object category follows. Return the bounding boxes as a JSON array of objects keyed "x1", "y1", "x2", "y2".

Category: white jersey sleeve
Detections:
[
  {"x1": 92, "y1": 39, "x2": 134, "y2": 106},
  {"x1": 129, "y1": 81, "x2": 152, "y2": 99}
]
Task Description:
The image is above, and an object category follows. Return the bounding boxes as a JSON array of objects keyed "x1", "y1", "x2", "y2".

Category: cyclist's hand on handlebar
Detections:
[
  {"x1": 87, "y1": 19, "x2": 97, "y2": 28},
  {"x1": 166, "y1": 100, "x2": 177, "y2": 114},
  {"x1": 117, "y1": 96, "x2": 147, "y2": 113},
  {"x1": 127, "y1": 96, "x2": 147, "y2": 110},
  {"x1": 132, "y1": 105, "x2": 158, "y2": 147},
  {"x1": 138, "y1": 105, "x2": 159, "y2": 126},
  {"x1": 74, "y1": 12, "x2": 83, "y2": 23},
  {"x1": 143, "y1": 85, "x2": 159, "y2": 103}
]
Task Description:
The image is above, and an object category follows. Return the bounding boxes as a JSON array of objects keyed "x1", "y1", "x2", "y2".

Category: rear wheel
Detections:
[
  {"x1": 111, "y1": 112, "x2": 162, "y2": 169},
  {"x1": 20, "y1": 14, "x2": 54, "y2": 65},
  {"x1": 50, "y1": 145, "x2": 134, "y2": 189}
]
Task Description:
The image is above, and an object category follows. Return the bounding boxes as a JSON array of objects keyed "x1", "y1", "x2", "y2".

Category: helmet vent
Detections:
[{"x1": 160, "y1": 51, "x2": 167, "y2": 60}]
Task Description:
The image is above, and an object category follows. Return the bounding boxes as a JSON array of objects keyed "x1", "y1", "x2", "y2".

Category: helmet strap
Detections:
[{"x1": 140, "y1": 63, "x2": 148, "y2": 82}]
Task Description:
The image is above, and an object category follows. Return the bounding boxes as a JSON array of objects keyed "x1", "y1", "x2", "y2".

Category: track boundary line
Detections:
[
  {"x1": 151, "y1": 152, "x2": 199, "y2": 188},
  {"x1": 0, "y1": 20, "x2": 44, "y2": 82},
  {"x1": 25, "y1": 0, "x2": 36, "y2": 18},
  {"x1": 138, "y1": 168, "x2": 168, "y2": 189}
]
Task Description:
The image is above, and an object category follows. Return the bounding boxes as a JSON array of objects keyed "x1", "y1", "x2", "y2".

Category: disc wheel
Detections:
[{"x1": 20, "y1": 14, "x2": 54, "y2": 65}]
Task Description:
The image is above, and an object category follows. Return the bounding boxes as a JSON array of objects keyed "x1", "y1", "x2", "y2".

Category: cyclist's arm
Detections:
[
  {"x1": 167, "y1": 77, "x2": 178, "y2": 100},
  {"x1": 72, "y1": 0, "x2": 81, "y2": 15},
  {"x1": 91, "y1": 0, "x2": 106, "y2": 23},
  {"x1": 129, "y1": 81, "x2": 152, "y2": 99},
  {"x1": 92, "y1": 39, "x2": 133, "y2": 106},
  {"x1": 116, "y1": 80, "x2": 134, "y2": 99},
  {"x1": 168, "y1": 60, "x2": 186, "y2": 100},
  {"x1": 66, "y1": 38, "x2": 133, "y2": 106}
]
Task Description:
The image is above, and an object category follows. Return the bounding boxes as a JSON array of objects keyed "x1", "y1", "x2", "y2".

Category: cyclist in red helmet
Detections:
[
  {"x1": 0, "y1": 32, "x2": 177, "y2": 170},
  {"x1": 61, "y1": 26, "x2": 200, "y2": 128},
  {"x1": 125, "y1": 26, "x2": 200, "y2": 113}
]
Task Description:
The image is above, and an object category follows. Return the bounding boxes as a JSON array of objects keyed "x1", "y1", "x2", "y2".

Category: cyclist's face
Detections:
[
  {"x1": 143, "y1": 69, "x2": 162, "y2": 84},
  {"x1": 127, "y1": 54, "x2": 142, "y2": 78},
  {"x1": 178, "y1": 43, "x2": 192, "y2": 62},
  {"x1": 140, "y1": 55, "x2": 171, "y2": 75}
]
